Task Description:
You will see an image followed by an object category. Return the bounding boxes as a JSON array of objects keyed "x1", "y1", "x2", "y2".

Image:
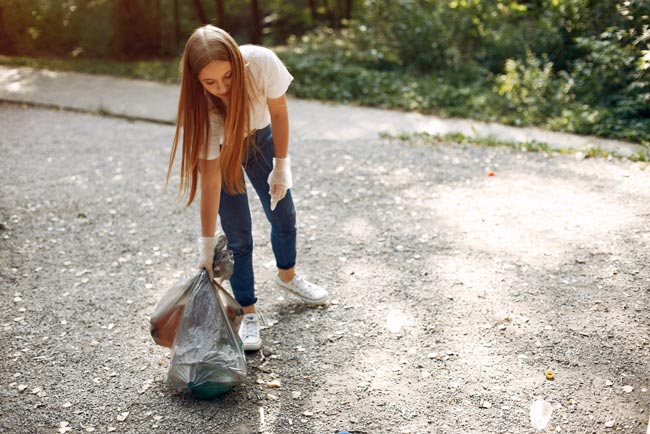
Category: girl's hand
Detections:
[
  {"x1": 268, "y1": 157, "x2": 293, "y2": 211},
  {"x1": 197, "y1": 236, "x2": 218, "y2": 279}
]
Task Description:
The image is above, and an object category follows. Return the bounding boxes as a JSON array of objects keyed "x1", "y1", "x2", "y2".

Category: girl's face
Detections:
[{"x1": 198, "y1": 60, "x2": 232, "y2": 101}]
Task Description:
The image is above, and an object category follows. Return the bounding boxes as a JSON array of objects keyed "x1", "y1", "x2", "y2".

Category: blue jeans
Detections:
[{"x1": 219, "y1": 124, "x2": 297, "y2": 307}]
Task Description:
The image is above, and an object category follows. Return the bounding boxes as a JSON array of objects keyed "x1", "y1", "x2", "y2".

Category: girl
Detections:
[{"x1": 167, "y1": 25, "x2": 328, "y2": 351}]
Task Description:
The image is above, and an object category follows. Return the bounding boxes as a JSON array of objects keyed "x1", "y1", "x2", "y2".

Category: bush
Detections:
[{"x1": 495, "y1": 50, "x2": 575, "y2": 126}]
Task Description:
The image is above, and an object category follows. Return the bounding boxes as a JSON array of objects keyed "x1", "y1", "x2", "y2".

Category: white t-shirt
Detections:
[{"x1": 201, "y1": 45, "x2": 293, "y2": 160}]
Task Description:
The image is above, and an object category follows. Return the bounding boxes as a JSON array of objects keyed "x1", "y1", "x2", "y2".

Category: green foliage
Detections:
[
  {"x1": 0, "y1": 0, "x2": 117, "y2": 57},
  {"x1": 495, "y1": 50, "x2": 575, "y2": 126},
  {"x1": 1, "y1": 0, "x2": 648, "y2": 142},
  {"x1": 279, "y1": 46, "x2": 495, "y2": 116},
  {"x1": 279, "y1": 0, "x2": 650, "y2": 143}
]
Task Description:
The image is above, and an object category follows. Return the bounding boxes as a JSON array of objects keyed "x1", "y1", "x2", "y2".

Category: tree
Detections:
[
  {"x1": 216, "y1": 0, "x2": 227, "y2": 29},
  {"x1": 192, "y1": 0, "x2": 208, "y2": 24},
  {"x1": 251, "y1": 0, "x2": 262, "y2": 43},
  {"x1": 0, "y1": 6, "x2": 14, "y2": 54}
]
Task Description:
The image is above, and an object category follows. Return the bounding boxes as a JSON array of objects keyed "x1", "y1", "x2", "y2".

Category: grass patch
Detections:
[
  {"x1": 0, "y1": 55, "x2": 180, "y2": 83},
  {"x1": 381, "y1": 131, "x2": 650, "y2": 164}
]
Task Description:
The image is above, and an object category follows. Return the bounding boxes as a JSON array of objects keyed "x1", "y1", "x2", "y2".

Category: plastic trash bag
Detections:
[
  {"x1": 150, "y1": 235, "x2": 237, "y2": 348},
  {"x1": 167, "y1": 269, "x2": 247, "y2": 399},
  {"x1": 211, "y1": 235, "x2": 234, "y2": 284}
]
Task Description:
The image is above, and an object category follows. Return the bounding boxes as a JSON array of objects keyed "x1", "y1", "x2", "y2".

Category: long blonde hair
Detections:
[{"x1": 166, "y1": 25, "x2": 251, "y2": 205}]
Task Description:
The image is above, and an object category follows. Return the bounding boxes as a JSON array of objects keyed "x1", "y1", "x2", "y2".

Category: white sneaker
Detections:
[
  {"x1": 238, "y1": 313, "x2": 262, "y2": 351},
  {"x1": 274, "y1": 274, "x2": 328, "y2": 305}
]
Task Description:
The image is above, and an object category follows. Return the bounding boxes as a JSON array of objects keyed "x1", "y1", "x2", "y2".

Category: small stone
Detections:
[
  {"x1": 604, "y1": 420, "x2": 615, "y2": 428},
  {"x1": 622, "y1": 385, "x2": 634, "y2": 393},
  {"x1": 265, "y1": 380, "x2": 281, "y2": 389},
  {"x1": 58, "y1": 421, "x2": 71, "y2": 434},
  {"x1": 480, "y1": 400, "x2": 492, "y2": 409},
  {"x1": 291, "y1": 391, "x2": 301, "y2": 399}
]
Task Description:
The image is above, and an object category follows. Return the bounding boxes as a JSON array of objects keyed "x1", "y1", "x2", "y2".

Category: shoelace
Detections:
[
  {"x1": 293, "y1": 275, "x2": 318, "y2": 297},
  {"x1": 241, "y1": 316, "x2": 259, "y2": 339}
]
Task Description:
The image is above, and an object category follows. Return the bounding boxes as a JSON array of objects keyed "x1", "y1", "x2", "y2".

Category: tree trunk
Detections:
[
  {"x1": 323, "y1": 0, "x2": 338, "y2": 29},
  {"x1": 345, "y1": 0, "x2": 353, "y2": 20},
  {"x1": 192, "y1": 0, "x2": 208, "y2": 24},
  {"x1": 154, "y1": 0, "x2": 162, "y2": 55},
  {"x1": 250, "y1": 0, "x2": 262, "y2": 44},
  {"x1": 308, "y1": 0, "x2": 318, "y2": 22},
  {"x1": 173, "y1": 0, "x2": 181, "y2": 50},
  {"x1": 216, "y1": 0, "x2": 226, "y2": 29},
  {"x1": 0, "y1": 7, "x2": 14, "y2": 54}
]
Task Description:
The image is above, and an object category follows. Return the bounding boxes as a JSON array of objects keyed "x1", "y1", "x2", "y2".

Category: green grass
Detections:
[
  {"x1": 380, "y1": 131, "x2": 650, "y2": 163},
  {"x1": 0, "y1": 55, "x2": 180, "y2": 83}
]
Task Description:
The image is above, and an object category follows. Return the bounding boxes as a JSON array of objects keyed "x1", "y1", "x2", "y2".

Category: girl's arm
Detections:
[
  {"x1": 267, "y1": 94, "x2": 289, "y2": 157},
  {"x1": 199, "y1": 158, "x2": 221, "y2": 236}
]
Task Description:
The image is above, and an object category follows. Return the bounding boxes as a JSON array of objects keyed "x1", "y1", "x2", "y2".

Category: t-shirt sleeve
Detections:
[
  {"x1": 259, "y1": 47, "x2": 294, "y2": 99},
  {"x1": 200, "y1": 113, "x2": 222, "y2": 160}
]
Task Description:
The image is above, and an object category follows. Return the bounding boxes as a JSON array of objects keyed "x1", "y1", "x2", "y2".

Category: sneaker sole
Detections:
[
  {"x1": 242, "y1": 341, "x2": 262, "y2": 352},
  {"x1": 275, "y1": 282, "x2": 329, "y2": 306}
]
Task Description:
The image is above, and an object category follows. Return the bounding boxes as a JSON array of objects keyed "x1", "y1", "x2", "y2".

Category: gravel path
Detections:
[{"x1": 1, "y1": 103, "x2": 649, "y2": 434}]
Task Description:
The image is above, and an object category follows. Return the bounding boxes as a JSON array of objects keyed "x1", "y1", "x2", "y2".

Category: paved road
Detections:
[{"x1": 1, "y1": 102, "x2": 649, "y2": 433}]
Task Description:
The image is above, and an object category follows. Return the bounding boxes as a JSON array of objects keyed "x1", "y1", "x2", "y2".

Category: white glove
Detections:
[
  {"x1": 197, "y1": 236, "x2": 218, "y2": 279},
  {"x1": 267, "y1": 157, "x2": 293, "y2": 211}
]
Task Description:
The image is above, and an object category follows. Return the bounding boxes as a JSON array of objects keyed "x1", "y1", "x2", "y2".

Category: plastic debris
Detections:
[
  {"x1": 545, "y1": 369, "x2": 555, "y2": 380},
  {"x1": 386, "y1": 309, "x2": 412, "y2": 333},
  {"x1": 530, "y1": 400, "x2": 553, "y2": 430}
]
